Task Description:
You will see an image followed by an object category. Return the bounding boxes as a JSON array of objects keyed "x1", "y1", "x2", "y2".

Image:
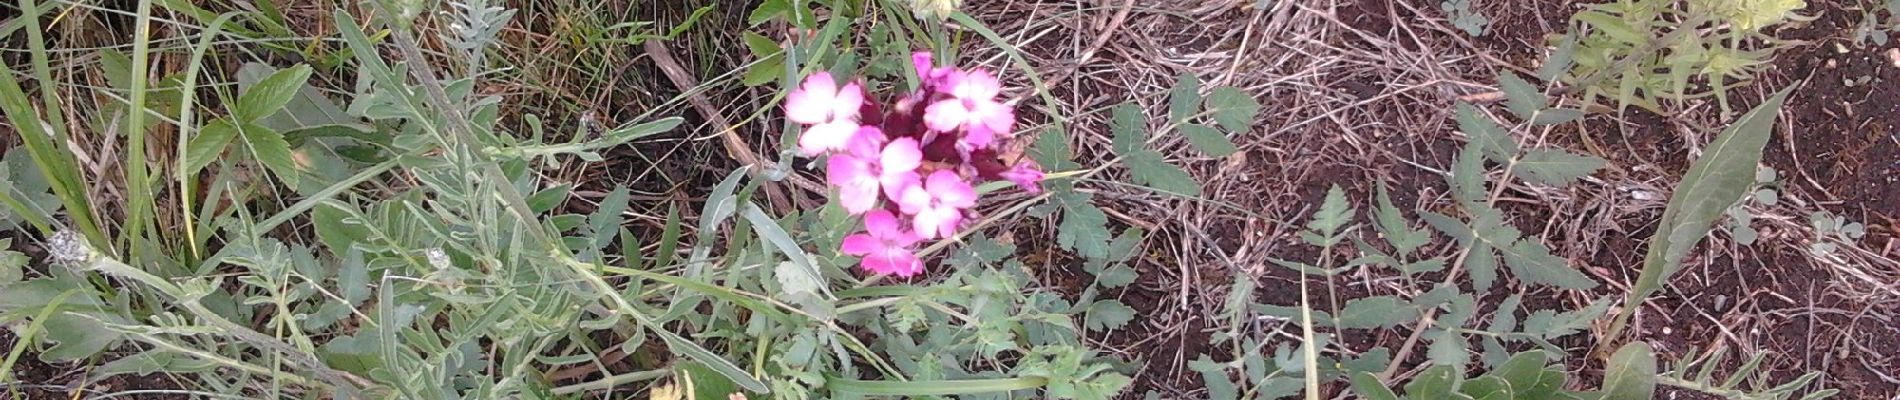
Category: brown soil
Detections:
[{"x1": 0, "y1": 332, "x2": 189, "y2": 399}]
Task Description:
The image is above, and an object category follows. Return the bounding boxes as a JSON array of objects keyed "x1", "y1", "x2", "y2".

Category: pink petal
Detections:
[
  {"x1": 1003, "y1": 162, "x2": 1045, "y2": 194},
  {"x1": 912, "y1": 52, "x2": 935, "y2": 80},
  {"x1": 881, "y1": 138, "x2": 923, "y2": 173},
  {"x1": 846, "y1": 126, "x2": 888, "y2": 157},
  {"x1": 897, "y1": 185, "x2": 931, "y2": 215},
  {"x1": 840, "y1": 181, "x2": 880, "y2": 214},
  {"x1": 862, "y1": 210, "x2": 903, "y2": 239},
  {"x1": 881, "y1": 171, "x2": 921, "y2": 200},
  {"x1": 832, "y1": 82, "x2": 865, "y2": 121},
  {"x1": 784, "y1": 90, "x2": 828, "y2": 124},
  {"x1": 925, "y1": 171, "x2": 977, "y2": 208},
  {"x1": 879, "y1": 248, "x2": 924, "y2": 276},
  {"x1": 975, "y1": 101, "x2": 1015, "y2": 137},
  {"x1": 799, "y1": 122, "x2": 858, "y2": 156},
  {"x1": 923, "y1": 100, "x2": 970, "y2": 132},
  {"x1": 912, "y1": 207, "x2": 960, "y2": 239},
  {"x1": 951, "y1": 70, "x2": 1001, "y2": 100},
  {"x1": 840, "y1": 234, "x2": 879, "y2": 256}
]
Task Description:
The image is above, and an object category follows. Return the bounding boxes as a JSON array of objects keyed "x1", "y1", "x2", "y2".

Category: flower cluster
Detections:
[{"x1": 785, "y1": 52, "x2": 1044, "y2": 277}]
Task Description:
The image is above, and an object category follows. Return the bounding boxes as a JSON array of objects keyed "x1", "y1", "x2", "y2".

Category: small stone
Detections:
[{"x1": 1888, "y1": 48, "x2": 1900, "y2": 67}]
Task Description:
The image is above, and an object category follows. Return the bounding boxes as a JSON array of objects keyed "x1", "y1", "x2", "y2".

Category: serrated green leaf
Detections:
[
  {"x1": 235, "y1": 64, "x2": 313, "y2": 123},
  {"x1": 1452, "y1": 142, "x2": 1489, "y2": 207},
  {"x1": 1539, "y1": 35, "x2": 1578, "y2": 82},
  {"x1": 1169, "y1": 73, "x2": 1203, "y2": 124},
  {"x1": 1523, "y1": 296, "x2": 1614, "y2": 339},
  {"x1": 1531, "y1": 108, "x2": 1586, "y2": 125},
  {"x1": 1335, "y1": 296, "x2": 1415, "y2": 329},
  {"x1": 1420, "y1": 211, "x2": 1474, "y2": 245},
  {"x1": 1374, "y1": 182, "x2": 1430, "y2": 255},
  {"x1": 1501, "y1": 239, "x2": 1597, "y2": 289},
  {"x1": 1499, "y1": 72, "x2": 1545, "y2": 119},
  {"x1": 0, "y1": 242, "x2": 22, "y2": 283},
  {"x1": 1084, "y1": 300, "x2": 1137, "y2": 331},
  {"x1": 1513, "y1": 149, "x2": 1607, "y2": 186},
  {"x1": 1351, "y1": 372, "x2": 1400, "y2": 400},
  {"x1": 1428, "y1": 329, "x2": 1469, "y2": 369},
  {"x1": 1467, "y1": 242, "x2": 1500, "y2": 289},
  {"x1": 1094, "y1": 265, "x2": 1138, "y2": 288},
  {"x1": 1110, "y1": 103, "x2": 1145, "y2": 156},
  {"x1": 235, "y1": 122, "x2": 300, "y2": 187},
  {"x1": 183, "y1": 119, "x2": 240, "y2": 176},
  {"x1": 1205, "y1": 86, "x2": 1260, "y2": 132},
  {"x1": 1600, "y1": 343, "x2": 1657, "y2": 400},
  {"x1": 1308, "y1": 185, "x2": 1354, "y2": 239},
  {"x1": 1180, "y1": 124, "x2": 1238, "y2": 157},
  {"x1": 1193, "y1": 355, "x2": 1239, "y2": 400},
  {"x1": 1457, "y1": 103, "x2": 1518, "y2": 163},
  {"x1": 1124, "y1": 150, "x2": 1202, "y2": 196},
  {"x1": 1496, "y1": 351, "x2": 1563, "y2": 397},
  {"x1": 1057, "y1": 192, "x2": 1113, "y2": 259}
]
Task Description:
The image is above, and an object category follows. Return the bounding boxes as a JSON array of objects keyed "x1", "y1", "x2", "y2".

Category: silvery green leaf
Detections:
[
  {"x1": 1452, "y1": 142, "x2": 1490, "y2": 207},
  {"x1": 1405, "y1": 365, "x2": 1464, "y2": 397},
  {"x1": 1169, "y1": 73, "x2": 1203, "y2": 124},
  {"x1": 1308, "y1": 185, "x2": 1355, "y2": 238},
  {"x1": 1539, "y1": 35, "x2": 1578, "y2": 82},
  {"x1": 1498, "y1": 72, "x2": 1545, "y2": 120},
  {"x1": 1351, "y1": 372, "x2": 1400, "y2": 400},
  {"x1": 1094, "y1": 265, "x2": 1138, "y2": 288},
  {"x1": 1111, "y1": 103, "x2": 1145, "y2": 156},
  {"x1": 1457, "y1": 103, "x2": 1517, "y2": 163},
  {"x1": 1512, "y1": 149, "x2": 1606, "y2": 186},
  {"x1": 1427, "y1": 329, "x2": 1469, "y2": 369},
  {"x1": 1601, "y1": 343, "x2": 1658, "y2": 400},
  {"x1": 1501, "y1": 239, "x2": 1597, "y2": 289},
  {"x1": 1205, "y1": 86, "x2": 1260, "y2": 132},
  {"x1": 1461, "y1": 375, "x2": 1514, "y2": 400},
  {"x1": 1531, "y1": 108, "x2": 1586, "y2": 125},
  {"x1": 1124, "y1": 150, "x2": 1203, "y2": 197},
  {"x1": 1522, "y1": 296, "x2": 1614, "y2": 339},
  {"x1": 1084, "y1": 300, "x2": 1136, "y2": 332},
  {"x1": 1467, "y1": 242, "x2": 1500, "y2": 289},
  {"x1": 1181, "y1": 124, "x2": 1239, "y2": 157},
  {"x1": 1334, "y1": 296, "x2": 1415, "y2": 329},
  {"x1": 1056, "y1": 191, "x2": 1113, "y2": 259}
]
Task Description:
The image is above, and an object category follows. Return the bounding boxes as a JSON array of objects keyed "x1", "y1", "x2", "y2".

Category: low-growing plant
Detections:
[{"x1": 1557, "y1": 0, "x2": 1809, "y2": 114}]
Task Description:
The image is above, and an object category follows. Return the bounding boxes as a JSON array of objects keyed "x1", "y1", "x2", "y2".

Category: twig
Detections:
[{"x1": 641, "y1": 41, "x2": 824, "y2": 213}]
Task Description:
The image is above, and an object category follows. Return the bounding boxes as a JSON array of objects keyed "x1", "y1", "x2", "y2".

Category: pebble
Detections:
[{"x1": 1889, "y1": 48, "x2": 1900, "y2": 68}]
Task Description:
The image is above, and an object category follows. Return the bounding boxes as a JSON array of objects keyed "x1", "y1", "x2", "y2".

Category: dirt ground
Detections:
[{"x1": 946, "y1": 0, "x2": 1899, "y2": 397}]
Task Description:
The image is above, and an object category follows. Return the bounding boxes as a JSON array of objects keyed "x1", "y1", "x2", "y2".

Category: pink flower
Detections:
[
  {"x1": 923, "y1": 69, "x2": 1014, "y2": 149},
  {"x1": 1002, "y1": 161, "x2": 1045, "y2": 194},
  {"x1": 787, "y1": 72, "x2": 866, "y2": 155},
  {"x1": 898, "y1": 170, "x2": 976, "y2": 239},
  {"x1": 912, "y1": 52, "x2": 954, "y2": 86},
  {"x1": 841, "y1": 210, "x2": 924, "y2": 276},
  {"x1": 827, "y1": 129, "x2": 922, "y2": 214}
]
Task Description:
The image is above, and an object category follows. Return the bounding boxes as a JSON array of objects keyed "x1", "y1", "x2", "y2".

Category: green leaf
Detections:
[
  {"x1": 588, "y1": 186, "x2": 631, "y2": 250},
  {"x1": 1205, "y1": 86, "x2": 1260, "y2": 132},
  {"x1": 1523, "y1": 296, "x2": 1614, "y2": 339},
  {"x1": 1033, "y1": 128, "x2": 1078, "y2": 172},
  {"x1": 1405, "y1": 365, "x2": 1465, "y2": 398},
  {"x1": 1335, "y1": 296, "x2": 1415, "y2": 329},
  {"x1": 1093, "y1": 265, "x2": 1138, "y2": 288},
  {"x1": 1056, "y1": 192, "x2": 1113, "y2": 259},
  {"x1": 1631, "y1": 88, "x2": 1792, "y2": 301},
  {"x1": 1495, "y1": 351, "x2": 1560, "y2": 397},
  {"x1": 235, "y1": 122, "x2": 301, "y2": 187},
  {"x1": 1351, "y1": 372, "x2": 1400, "y2": 400},
  {"x1": 1538, "y1": 35, "x2": 1578, "y2": 82},
  {"x1": 0, "y1": 241, "x2": 22, "y2": 283},
  {"x1": 1110, "y1": 103, "x2": 1146, "y2": 156},
  {"x1": 1427, "y1": 329, "x2": 1469, "y2": 369},
  {"x1": 1084, "y1": 300, "x2": 1136, "y2": 332},
  {"x1": 183, "y1": 119, "x2": 240, "y2": 176},
  {"x1": 828, "y1": 377, "x2": 1048, "y2": 396},
  {"x1": 1308, "y1": 185, "x2": 1355, "y2": 239},
  {"x1": 40, "y1": 312, "x2": 121, "y2": 362},
  {"x1": 1500, "y1": 239, "x2": 1597, "y2": 289},
  {"x1": 1600, "y1": 343, "x2": 1657, "y2": 400},
  {"x1": 1180, "y1": 124, "x2": 1238, "y2": 157},
  {"x1": 1451, "y1": 142, "x2": 1489, "y2": 207},
  {"x1": 1124, "y1": 150, "x2": 1202, "y2": 196},
  {"x1": 602, "y1": 117, "x2": 685, "y2": 144},
  {"x1": 1457, "y1": 103, "x2": 1517, "y2": 163},
  {"x1": 1462, "y1": 375, "x2": 1515, "y2": 400},
  {"x1": 235, "y1": 64, "x2": 313, "y2": 123},
  {"x1": 1498, "y1": 72, "x2": 1545, "y2": 120},
  {"x1": 1466, "y1": 242, "x2": 1499, "y2": 289},
  {"x1": 1531, "y1": 108, "x2": 1585, "y2": 125},
  {"x1": 1169, "y1": 73, "x2": 1203, "y2": 124},
  {"x1": 1374, "y1": 182, "x2": 1430, "y2": 255},
  {"x1": 1191, "y1": 355, "x2": 1238, "y2": 400},
  {"x1": 1575, "y1": 10, "x2": 1645, "y2": 45},
  {"x1": 1513, "y1": 149, "x2": 1607, "y2": 186}
]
